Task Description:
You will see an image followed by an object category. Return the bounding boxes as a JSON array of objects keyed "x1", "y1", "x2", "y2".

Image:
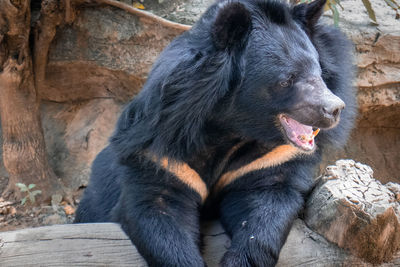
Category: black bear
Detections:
[{"x1": 75, "y1": 0, "x2": 357, "y2": 266}]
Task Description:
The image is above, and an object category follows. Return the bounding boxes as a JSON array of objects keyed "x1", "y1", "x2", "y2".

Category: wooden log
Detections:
[
  {"x1": 1, "y1": 220, "x2": 400, "y2": 266},
  {"x1": 0, "y1": 223, "x2": 145, "y2": 266},
  {"x1": 305, "y1": 160, "x2": 400, "y2": 264}
]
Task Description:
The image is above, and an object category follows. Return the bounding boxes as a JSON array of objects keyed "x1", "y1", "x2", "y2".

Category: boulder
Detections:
[{"x1": 320, "y1": 0, "x2": 400, "y2": 183}]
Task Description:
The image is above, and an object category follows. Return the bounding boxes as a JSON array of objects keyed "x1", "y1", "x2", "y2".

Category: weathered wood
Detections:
[
  {"x1": 305, "y1": 160, "x2": 400, "y2": 264},
  {"x1": 0, "y1": 223, "x2": 145, "y2": 266},
  {"x1": 1, "y1": 220, "x2": 400, "y2": 266}
]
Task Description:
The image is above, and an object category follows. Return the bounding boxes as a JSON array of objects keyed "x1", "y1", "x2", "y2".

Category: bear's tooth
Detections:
[{"x1": 313, "y1": 128, "x2": 320, "y2": 137}]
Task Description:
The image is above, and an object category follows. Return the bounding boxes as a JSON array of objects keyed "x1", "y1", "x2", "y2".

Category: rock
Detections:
[
  {"x1": 150, "y1": 0, "x2": 214, "y2": 25},
  {"x1": 43, "y1": 5, "x2": 188, "y2": 103},
  {"x1": 42, "y1": 213, "x2": 68, "y2": 226},
  {"x1": 41, "y1": 99, "x2": 122, "y2": 189},
  {"x1": 34, "y1": 4, "x2": 190, "y2": 192},
  {"x1": 51, "y1": 194, "x2": 63, "y2": 211},
  {"x1": 319, "y1": 0, "x2": 400, "y2": 183},
  {"x1": 305, "y1": 160, "x2": 400, "y2": 264}
]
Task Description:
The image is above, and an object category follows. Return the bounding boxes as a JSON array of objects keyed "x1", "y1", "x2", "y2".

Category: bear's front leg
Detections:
[
  {"x1": 112, "y1": 161, "x2": 206, "y2": 267},
  {"x1": 218, "y1": 170, "x2": 305, "y2": 267}
]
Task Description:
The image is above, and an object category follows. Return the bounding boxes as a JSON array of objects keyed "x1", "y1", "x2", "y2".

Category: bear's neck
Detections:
[{"x1": 184, "y1": 135, "x2": 283, "y2": 188}]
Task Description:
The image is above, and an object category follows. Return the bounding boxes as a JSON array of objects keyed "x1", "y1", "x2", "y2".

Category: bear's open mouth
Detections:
[{"x1": 279, "y1": 114, "x2": 320, "y2": 151}]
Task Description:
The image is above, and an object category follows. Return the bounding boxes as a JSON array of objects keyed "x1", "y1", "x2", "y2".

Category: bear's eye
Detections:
[
  {"x1": 280, "y1": 80, "x2": 290, "y2": 87},
  {"x1": 279, "y1": 75, "x2": 294, "y2": 88}
]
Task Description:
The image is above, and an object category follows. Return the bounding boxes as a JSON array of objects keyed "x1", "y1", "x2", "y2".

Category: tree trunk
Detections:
[{"x1": 0, "y1": 0, "x2": 62, "y2": 203}]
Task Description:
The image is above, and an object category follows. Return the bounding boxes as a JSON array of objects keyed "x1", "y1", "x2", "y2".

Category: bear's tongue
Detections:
[{"x1": 279, "y1": 115, "x2": 319, "y2": 151}]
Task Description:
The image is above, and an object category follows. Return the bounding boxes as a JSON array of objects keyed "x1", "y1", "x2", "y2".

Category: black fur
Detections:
[
  {"x1": 75, "y1": 0, "x2": 357, "y2": 266},
  {"x1": 212, "y1": 2, "x2": 252, "y2": 49},
  {"x1": 292, "y1": 0, "x2": 327, "y2": 31},
  {"x1": 257, "y1": 0, "x2": 291, "y2": 24}
]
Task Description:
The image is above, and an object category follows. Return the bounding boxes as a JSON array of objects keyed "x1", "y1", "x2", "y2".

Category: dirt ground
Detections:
[{"x1": 0, "y1": 178, "x2": 78, "y2": 232}]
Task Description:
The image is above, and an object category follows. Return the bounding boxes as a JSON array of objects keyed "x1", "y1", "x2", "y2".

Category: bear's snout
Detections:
[
  {"x1": 289, "y1": 76, "x2": 346, "y2": 129},
  {"x1": 320, "y1": 96, "x2": 345, "y2": 127}
]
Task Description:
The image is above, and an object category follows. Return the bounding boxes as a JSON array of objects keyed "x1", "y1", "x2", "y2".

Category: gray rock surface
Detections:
[{"x1": 319, "y1": 0, "x2": 400, "y2": 183}]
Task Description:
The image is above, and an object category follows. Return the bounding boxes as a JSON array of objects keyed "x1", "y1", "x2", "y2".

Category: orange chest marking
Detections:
[
  {"x1": 214, "y1": 144, "x2": 303, "y2": 192},
  {"x1": 149, "y1": 156, "x2": 209, "y2": 202},
  {"x1": 147, "y1": 144, "x2": 306, "y2": 202}
]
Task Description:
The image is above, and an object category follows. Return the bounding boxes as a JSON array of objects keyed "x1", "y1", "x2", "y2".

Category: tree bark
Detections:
[{"x1": 0, "y1": 0, "x2": 62, "y2": 203}]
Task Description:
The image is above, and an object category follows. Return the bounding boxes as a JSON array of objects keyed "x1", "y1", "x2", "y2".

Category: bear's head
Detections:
[
  {"x1": 212, "y1": 0, "x2": 346, "y2": 152},
  {"x1": 111, "y1": 0, "x2": 355, "y2": 162}
]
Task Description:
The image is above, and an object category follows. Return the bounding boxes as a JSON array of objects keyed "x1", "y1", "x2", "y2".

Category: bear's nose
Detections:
[{"x1": 321, "y1": 99, "x2": 345, "y2": 122}]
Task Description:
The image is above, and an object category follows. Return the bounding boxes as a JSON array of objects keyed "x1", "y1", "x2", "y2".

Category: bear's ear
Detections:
[
  {"x1": 292, "y1": 0, "x2": 326, "y2": 29},
  {"x1": 212, "y1": 2, "x2": 252, "y2": 50}
]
